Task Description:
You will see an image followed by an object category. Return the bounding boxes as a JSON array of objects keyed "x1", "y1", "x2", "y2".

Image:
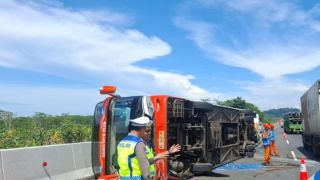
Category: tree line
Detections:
[
  {"x1": 201, "y1": 97, "x2": 264, "y2": 119},
  {"x1": 0, "y1": 111, "x2": 92, "y2": 149}
]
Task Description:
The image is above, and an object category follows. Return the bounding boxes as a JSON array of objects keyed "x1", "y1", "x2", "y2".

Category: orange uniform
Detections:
[
  {"x1": 269, "y1": 124, "x2": 278, "y2": 156},
  {"x1": 262, "y1": 124, "x2": 271, "y2": 164},
  {"x1": 270, "y1": 141, "x2": 278, "y2": 156}
]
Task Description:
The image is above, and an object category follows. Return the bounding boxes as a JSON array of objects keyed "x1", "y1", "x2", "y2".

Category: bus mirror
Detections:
[{"x1": 99, "y1": 86, "x2": 117, "y2": 95}]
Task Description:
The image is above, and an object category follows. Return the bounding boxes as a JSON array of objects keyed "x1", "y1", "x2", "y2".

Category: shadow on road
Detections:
[
  {"x1": 297, "y1": 146, "x2": 320, "y2": 162},
  {"x1": 201, "y1": 172, "x2": 230, "y2": 177}
]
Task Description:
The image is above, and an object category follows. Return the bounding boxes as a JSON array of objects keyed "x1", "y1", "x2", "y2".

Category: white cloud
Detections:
[
  {"x1": 237, "y1": 79, "x2": 309, "y2": 110},
  {"x1": 175, "y1": 1, "x2": 320, "y2": 79},
  {"x1": 175, "y1": 10, "x2": 320, "y2": 79},
  {"x1": 175, "y1": 0, "x2": 320, "y2": 109},
  {"x1": 0, "y1": 0, "x2": 221, "y2": 115},
  {"x1": 197, "y1": 0, "x2": 299, "y2": 24},
  {"x1": 124, "y1": 66, "x2": 220, "y2": 100},
  {"x1": 0, "y1": 0, "x2": 170, "y2": 71}
]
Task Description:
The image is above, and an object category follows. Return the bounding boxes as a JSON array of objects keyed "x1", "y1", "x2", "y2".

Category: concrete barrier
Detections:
[
  {"x1": 0, "y1": 142, "x2": 94, "y2": 180},
  {"x1": 0, "y1": 151, "x2": 4, "y2": 180}
]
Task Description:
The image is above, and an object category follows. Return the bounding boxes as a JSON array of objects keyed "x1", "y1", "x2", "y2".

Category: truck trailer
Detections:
[
  {"x1": 301, "y1": 80, "x2": 320, "y2": 157},
  {"x1": 91, "y1": 86, "x2": 254, "y2": 179}
]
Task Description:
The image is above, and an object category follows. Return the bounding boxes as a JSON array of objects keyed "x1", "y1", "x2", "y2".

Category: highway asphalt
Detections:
[{"x1": 192, "y1": 123, "x2": 320, "y2": 180}]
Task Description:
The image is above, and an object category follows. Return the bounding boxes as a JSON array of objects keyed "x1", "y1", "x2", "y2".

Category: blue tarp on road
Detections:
[{"x1": 214, "y1": 163, "x2": 264, "y2": 171}]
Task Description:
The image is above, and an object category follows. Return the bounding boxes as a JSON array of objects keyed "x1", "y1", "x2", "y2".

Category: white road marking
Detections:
[
  {"x1": 286, "y1": 139, "x2": 290, "y2": 144},
  {"x1": 291, "y1": 151, "x2": 298, "y2": 161}
]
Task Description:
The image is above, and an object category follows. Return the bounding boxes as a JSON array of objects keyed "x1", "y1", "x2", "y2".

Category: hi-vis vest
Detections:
[
  {"x1": 270, "y1": 130, "x2": 275, "y2": 141},
  {"x1": 117, "y1": 135, "x2": 144, "y2": 179},
  {"x1": 261, "y1": 130, "x2": 270, "y2": 146},
  {"x1": 146, "y1": 144, "x2": 155, "y2": 176}
]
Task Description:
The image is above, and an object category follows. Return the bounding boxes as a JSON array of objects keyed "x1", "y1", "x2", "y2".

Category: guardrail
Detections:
[{"x1": 0, "y1": 142, "x2": 94, "y2": 180}]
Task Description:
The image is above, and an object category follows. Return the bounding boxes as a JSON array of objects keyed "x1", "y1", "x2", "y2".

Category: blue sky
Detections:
[{"x1": 1, "y1": 0, "x2": 320, "y2": 116}]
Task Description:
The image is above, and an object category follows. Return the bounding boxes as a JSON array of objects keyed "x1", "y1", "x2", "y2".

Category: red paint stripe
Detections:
[{"x1": 98, "y1": 97, "x2": 112, "y2": 176}]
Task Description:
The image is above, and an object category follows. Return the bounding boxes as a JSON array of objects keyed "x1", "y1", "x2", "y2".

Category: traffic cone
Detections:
[{"x1": 299, "y1": 157, "x2": 308, "y2": 180}]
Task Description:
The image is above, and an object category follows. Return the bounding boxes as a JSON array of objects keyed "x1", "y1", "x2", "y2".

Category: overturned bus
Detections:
[{"x1": 92, "y1": 86, "x2": 255, "y2": 179}]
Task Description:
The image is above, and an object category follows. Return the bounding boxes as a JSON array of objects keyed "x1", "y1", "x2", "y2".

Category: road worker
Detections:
[
  {"x1": 261, "y1": 123, "x2": 271, "y2": 165},
  {"x1": 117, "y1": 116, "x2": 153, "y2": 180},
  {"x1": 142, "y1": 125, "x2": 181, "y2": 178},
  {"x1": 269, "y1": 124, "x2": 279, "y2": 156}
]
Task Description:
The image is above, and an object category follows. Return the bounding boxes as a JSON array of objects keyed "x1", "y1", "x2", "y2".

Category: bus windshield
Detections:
[
  {"x1": 108, "y1": 96, "x2": 153, "y2": 173},
  {"x1": 114, "y1": 96, "x2": 145, "y2": 138}
]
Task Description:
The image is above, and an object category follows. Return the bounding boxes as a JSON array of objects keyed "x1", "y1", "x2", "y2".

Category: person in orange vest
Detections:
[
  {"x1": 269, "y1": 124, "x2": 279, "y2": 156},
  {"x1": 261, "y1": 123, "x2": 271, "y2": 165}
]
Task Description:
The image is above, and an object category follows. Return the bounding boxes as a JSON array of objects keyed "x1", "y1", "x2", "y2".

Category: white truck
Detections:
[{"x1": 301, "y1": 80, "x2": 320, "y2": 157}]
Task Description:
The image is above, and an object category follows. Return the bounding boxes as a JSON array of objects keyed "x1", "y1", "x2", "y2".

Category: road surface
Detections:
[{"x1": 192, "y1": 123, "x2": 320, "y2": 180}]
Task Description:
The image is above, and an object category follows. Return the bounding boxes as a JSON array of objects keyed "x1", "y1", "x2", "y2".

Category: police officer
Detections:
[
  {"x1": 117, "y1": 116, "x2": 153, "y2": 180},
  {"x1": 142, "y1": 125, "x2": 181, "y2": 178}
]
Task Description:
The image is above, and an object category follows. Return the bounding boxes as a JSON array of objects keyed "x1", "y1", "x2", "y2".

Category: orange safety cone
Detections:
[{"x1": 299, "y1": 157, "x2": 308, "y2": 180}]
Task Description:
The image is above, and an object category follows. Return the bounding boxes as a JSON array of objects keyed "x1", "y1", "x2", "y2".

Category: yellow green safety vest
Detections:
[
  {"x1": 146, "y1": 144, "x2": 155, "y2": 176},
  {"x1": 117, "y1": 135, "x2": 143, "y2": 180}
]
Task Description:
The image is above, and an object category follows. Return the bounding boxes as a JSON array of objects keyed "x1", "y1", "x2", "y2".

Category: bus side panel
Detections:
[{"x1": 151, "y1": 96, "x2": 169, "y2": 179}]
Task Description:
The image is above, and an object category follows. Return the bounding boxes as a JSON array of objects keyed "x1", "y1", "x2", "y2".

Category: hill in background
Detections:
[{"x1": 263, "y1": 107, "x2": 300, "y2": 118}]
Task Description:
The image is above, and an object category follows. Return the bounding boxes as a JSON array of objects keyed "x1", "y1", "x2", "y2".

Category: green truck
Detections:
[{"x1": 283, "y1": 112, "x2": 303, "y2": 134}]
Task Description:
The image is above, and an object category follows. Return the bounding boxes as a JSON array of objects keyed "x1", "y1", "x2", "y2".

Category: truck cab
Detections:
[{"x1": 283, "y1": 112, "x2": 303, "y2": 134}]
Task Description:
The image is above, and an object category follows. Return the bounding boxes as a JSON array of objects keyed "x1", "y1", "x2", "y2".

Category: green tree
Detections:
[
  {"x1": 0, "y1": 111, "x2": 93, "y2": 149},
  {"x1": 33, "y1": 112, "x2": 47, "y2": 128},
  {"x1": 47, "y1": 129, "x2": 63, "y2": 144},
  {"x1": 217, "y1": 97, "x2": 263, "y2": 119},
  {"x1": 0, "y1": 111, "x2": 14, "y2": 130}
]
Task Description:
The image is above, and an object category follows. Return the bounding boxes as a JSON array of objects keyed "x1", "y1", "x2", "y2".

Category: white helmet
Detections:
[{"x1": 130, "y1": 116, "x2": 153, "y2": 127}]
